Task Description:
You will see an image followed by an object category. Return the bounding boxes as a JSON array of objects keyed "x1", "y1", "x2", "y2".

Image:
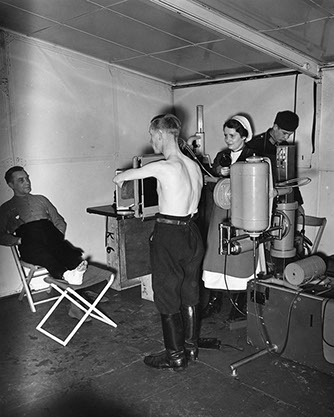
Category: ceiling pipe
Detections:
[{"x1": 172, "y1": 70, "x2": 300, "y2": 89}]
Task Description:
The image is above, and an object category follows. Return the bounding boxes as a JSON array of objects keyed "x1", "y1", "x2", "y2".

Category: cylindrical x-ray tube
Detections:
[
  {"x1": 270, "y1": 201, "x2": 298, "y2": 258},
  {"x1": 195, "y1": 105, "x2": 205, "y2": 155},
  {"x1": 197, "y1": 105, "x2": 204, "y2": 132},
  {"x1": 231, "y1": 156, "x2": 270, "y2": 237}
]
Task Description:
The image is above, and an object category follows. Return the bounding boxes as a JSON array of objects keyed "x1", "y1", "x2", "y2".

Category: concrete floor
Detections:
[{"x1": 1, "y1": 275, "x2": 334, "y2": 417}]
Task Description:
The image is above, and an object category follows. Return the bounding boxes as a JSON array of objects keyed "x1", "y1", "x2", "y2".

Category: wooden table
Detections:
[{"x1": 87, "y1": 205, "x2": 155, "y2": 291}]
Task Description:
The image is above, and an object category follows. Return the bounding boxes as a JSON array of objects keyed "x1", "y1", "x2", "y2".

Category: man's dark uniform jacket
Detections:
[{"x1": 247, "y1": 130, "x2": 303, "y2": 205}]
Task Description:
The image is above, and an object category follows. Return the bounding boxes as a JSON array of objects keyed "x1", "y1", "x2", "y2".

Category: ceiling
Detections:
[{"x1": 0, "y1": 0, "x2": 333, "y2": 86}]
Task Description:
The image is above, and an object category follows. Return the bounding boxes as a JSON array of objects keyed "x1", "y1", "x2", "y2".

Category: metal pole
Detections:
[{"x1": 230, "y1": 344, "x2": 278, "y2": 377}]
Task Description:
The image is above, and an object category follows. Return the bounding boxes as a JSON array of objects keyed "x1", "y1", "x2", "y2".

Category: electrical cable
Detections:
[
  {"x1": 178, "y1": 138, "x2": 214, "y2": 178},
  {"x1": 222, "y1": 211, "x2": 248, "y2": 319},
  {"x1": 299, "y1": 274, "x2": 328, "y2": 289},
  {"x1": 220, "y1": 344, "x2": 244, "y2": 352},
  {"x1": 274, "y1": 276, "x2": 331, "y2": 357},
  {"x1": 273, "y1": 289, "x2": 302, "y2": 356},
  {"x1": 312, "y1": 80, "x2": 317, "y2": 153},
  {"x1": 259, "y1": 274, "x2": 328, "y2": 359},
  {"x1": 292, "y1": 73, "x2": 299, "y2": 144}
]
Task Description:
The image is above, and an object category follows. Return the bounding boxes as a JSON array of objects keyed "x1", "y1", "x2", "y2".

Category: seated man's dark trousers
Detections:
[{"x1": 16, "y1": 219, "x2": 83, "y2": 280}]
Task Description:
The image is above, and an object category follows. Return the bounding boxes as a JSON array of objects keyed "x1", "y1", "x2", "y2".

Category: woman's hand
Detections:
[{"x1": 220, "y1": 166, "x2": 230, "y2": 176}]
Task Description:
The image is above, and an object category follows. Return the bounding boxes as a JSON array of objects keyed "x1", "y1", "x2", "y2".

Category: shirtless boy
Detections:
[{"x1": 113, "y1": 114, "x2": 204, "y2": 370}]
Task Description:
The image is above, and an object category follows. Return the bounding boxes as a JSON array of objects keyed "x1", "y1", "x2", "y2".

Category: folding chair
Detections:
[
  {"x1": 11, "y1": 245, "x2": 59, "y2": 313},
  {"x1": 296, "y1": 215, "x2": 327, "y2": 255},
  {"x1": 36, "y1": 265, "x2": 117, "y2": 346}
]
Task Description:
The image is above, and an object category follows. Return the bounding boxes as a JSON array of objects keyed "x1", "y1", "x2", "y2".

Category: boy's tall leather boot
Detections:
[
  {"x1": 181, "y1": 304, "x2": 201, "y2": 361},
  {"x1": 144, "y1": 312, "x2": 187, "y2": 371}
]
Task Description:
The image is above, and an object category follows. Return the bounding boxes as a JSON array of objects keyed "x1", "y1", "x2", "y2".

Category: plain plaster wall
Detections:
[
  {"x1": 0, "y1": 33, "x2": 172, "y2": 297},
  {"x1": 173, "y1": 72, "x2": 332, "y2": 255},
  {"x1": 1, "y1": 32, "x2": 333, "y2": 298}
]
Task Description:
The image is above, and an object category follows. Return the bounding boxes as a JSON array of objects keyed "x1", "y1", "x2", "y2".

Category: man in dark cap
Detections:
[
  {"x1": 247, "y1": 110, "x2": 299, "y2": 157},
  {"x1": 247, "y1": 110, "x2": 303, "y2": 205}
]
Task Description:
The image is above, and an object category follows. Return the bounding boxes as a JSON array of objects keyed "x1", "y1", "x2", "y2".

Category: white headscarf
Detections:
[{"x1": 231, "y1": 115, "x2": 253, "y2": 142}]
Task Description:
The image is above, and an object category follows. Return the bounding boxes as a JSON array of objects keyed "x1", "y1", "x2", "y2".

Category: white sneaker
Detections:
[
  {"x1": 63, "y1": 271, "x2": 82, "y2": 285},
  {"x1": 63, "y1": 260, "x2": 88, "y2": 285},
  {"x1": 76, "y1": 260, "x2": 88, "y2": 273}
]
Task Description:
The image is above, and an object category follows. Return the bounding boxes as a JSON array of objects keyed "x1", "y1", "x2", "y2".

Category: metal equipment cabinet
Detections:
[
  {"x1": 87, "y1": 205, "x2": 155, "y2": 291},
  {"x1": 247, "y1": 280, "x2": 334, "y2": 376}
]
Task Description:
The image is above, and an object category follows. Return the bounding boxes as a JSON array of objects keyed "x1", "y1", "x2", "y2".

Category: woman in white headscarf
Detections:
[{"x1": 202, "y1": 115, "x2": 258, "y2": 320}]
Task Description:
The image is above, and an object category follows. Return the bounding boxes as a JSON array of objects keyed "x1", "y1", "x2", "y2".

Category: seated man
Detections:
[{"x1": 0, "y1": 166, "x2": 94, "y2": 320}]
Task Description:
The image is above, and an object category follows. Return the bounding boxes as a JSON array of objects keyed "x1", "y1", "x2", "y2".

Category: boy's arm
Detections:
[{"x1": 113, "y1": 161, "x2": 165, "y2": 187}]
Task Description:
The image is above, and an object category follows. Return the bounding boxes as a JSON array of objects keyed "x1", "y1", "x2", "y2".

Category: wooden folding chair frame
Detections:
[
  {"x1": 296, "y1": 215, "x2": 327, "y2": 255},
  {"x1": 11, "y1": 245, "x2": 59, "y2": 313},
  {"x1": 36, "y1": 273, "x2": 117, "y2": 346}
]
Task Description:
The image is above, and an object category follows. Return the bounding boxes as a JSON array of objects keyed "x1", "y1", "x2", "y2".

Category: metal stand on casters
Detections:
[{"x1": 230, "y1": 344, "x2": 278, "y2": 377}]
